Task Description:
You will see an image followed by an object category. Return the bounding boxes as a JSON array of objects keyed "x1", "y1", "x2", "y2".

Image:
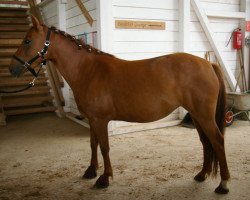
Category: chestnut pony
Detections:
[{"x1": 10, "y1": 16, "x2": 230, "y2": 194}]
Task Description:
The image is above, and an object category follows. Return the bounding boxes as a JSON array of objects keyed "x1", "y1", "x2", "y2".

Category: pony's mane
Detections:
[{"x1": 49, "y1": 26, "x2": 114, "y2": 57}]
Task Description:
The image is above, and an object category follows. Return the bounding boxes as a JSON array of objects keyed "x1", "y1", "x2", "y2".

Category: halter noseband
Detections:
[{"x1": 13, "y1": 28, "x2": 52, "y2": 78}]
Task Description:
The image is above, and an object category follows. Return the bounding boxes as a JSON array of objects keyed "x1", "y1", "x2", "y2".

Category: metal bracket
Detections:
[{"x1": 246, "y1": 36, "x2": 250, "y2": 46}]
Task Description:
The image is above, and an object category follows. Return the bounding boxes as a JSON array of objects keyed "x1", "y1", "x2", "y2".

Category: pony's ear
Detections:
[{"x1": 31, "y1": 15, "x2": 43, "y2": 31}]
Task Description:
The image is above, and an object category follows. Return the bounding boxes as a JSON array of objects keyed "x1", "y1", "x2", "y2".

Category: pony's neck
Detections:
[{"x1": 48, "y1": 32, "x2": 93, "y2": 89}]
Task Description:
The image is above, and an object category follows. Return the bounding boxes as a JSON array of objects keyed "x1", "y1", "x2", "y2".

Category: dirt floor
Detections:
[{"x1": 0, "y1": 113, "x2": 249, "y2": 200}]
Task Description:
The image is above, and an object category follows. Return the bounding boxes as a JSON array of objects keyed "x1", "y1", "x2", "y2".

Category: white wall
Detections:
[
  {"x1": 112, "y1": 0, "x2": 179, "y2": 60},
  {"x1": 66, "y1": 0, "x2": 97, "y2": 35},
  {"x1": 191, "y1": 0, "x2": 241, "y2": 90},
  {"x1": 39, "y1": 0, "x2": 58, "y2": 27}
]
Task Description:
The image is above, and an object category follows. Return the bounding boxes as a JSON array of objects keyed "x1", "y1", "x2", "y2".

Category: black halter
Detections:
[
  {"x1": 0, "y1": 29, "x2": 51, "y2": 94},
  {"x1": 13, "y1": 28, "x2": 51, "y2": 78}
]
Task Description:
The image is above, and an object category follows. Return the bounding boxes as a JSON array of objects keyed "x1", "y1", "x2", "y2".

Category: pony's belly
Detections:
[{"x1": 115, "y1": 102, "x2": 178, "y2": 123}]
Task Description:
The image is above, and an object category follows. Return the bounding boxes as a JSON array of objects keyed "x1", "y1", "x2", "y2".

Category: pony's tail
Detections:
[
  {"x1": 211, "y1": 63, "x2": 226, "y2": 176},
  {"x1": 212, "y1": 63, "x2": 226, "y2": 135}
]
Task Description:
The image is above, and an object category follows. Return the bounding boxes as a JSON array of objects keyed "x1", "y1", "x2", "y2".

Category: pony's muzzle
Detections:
[{"x1": 9, "y1": 64, "x2": 25, "y2": 77}]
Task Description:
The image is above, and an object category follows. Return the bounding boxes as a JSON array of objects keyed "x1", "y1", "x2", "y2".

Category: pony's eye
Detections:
[{"x1": 24, "y1": 39, "x2": 31, "y2": 45}]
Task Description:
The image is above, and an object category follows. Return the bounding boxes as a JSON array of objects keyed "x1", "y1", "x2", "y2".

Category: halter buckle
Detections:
[
  {"x1": 24, "y1": 62, "x2": 31, "y2": 68},
  {"x1": 29, "y1": 77, "x2": 37, "y2": 87},
  {"x1": 44, "y1": 41, "x2": 50, "y2": 46}
]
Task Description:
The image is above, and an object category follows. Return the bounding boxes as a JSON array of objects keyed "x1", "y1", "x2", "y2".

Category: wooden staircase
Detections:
[{"x1": 0, "y1": 5, "x2": 57, "y2": 119}]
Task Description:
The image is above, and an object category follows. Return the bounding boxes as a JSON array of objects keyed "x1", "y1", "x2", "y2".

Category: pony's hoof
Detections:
[
  {"x1": 214, "y1": 185, "x2": 229, "y2": 194},
  {"x1": 83, "y1": 166, "x2": 97, "y2": 179},
  {"x1": 194, "y1": 173, "x2": 206, "y2": 182},
  {"x1": 95, "y1": 175, "x2": 109, "y2": 188}
]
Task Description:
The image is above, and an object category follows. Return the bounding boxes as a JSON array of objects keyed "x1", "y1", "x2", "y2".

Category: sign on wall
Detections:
[{"x1": 115, "y1": 20, "x2": 166, "y2": 30}]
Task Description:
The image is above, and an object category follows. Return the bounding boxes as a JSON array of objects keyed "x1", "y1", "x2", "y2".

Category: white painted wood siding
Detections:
[
  {"x1": 66, "y1": 0, "x2": 97, "y2": 35},
  {"x1": 190, "y1": 0, "x2": 241, "y2": 90},
  {"x1": 112, "y1": 0, "x2": 179, "y2": 60},
  {"x1": 40, "y1": 0, "x2": 58, "y2": 27}
]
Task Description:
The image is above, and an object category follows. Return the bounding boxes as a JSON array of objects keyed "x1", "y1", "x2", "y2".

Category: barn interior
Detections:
[{"x1": 0, "y1": 0, "x2": 250, "y2": 199}]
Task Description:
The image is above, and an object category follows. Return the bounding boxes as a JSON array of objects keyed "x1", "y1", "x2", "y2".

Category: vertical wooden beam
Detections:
[
  {"x1": 46, "y1": 65, "x2": 65, "y2": 117},
  {"x1": 27, "y1": 0, "x2": 43, "y2": 22},
  {"x1": 179, "y1": 0, "x2": 190, "y2": 119},
  {"x1": 179, "y1": 0, "x2": 190, "y2": 53},
  {"x1": 96, "y1": 0, "x2": 113, "y2": 53},
  {"x1": 191, "y1": 0, "x2": 237, "y2": 91},
  {"x1": 57, "y1": 0, "x2": 67, "y2": 31},
  {"x1": 28, "y1": 0, "x2": 66, "y2": 117},
  {"x1": 240, "y1": 0, "x2": 250, "y2": 90},
  {"x1": 0, "y1": 96, "x2": 6, "y2": 126},
  {"x1": 56, "y1": 0, "x2": 71, "y2": 112}
]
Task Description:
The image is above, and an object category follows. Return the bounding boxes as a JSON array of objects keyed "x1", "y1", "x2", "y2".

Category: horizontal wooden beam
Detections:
[
  {"x1": 2, "y1": 96, "x2": 54, "y2": 108},
  {"x1": 0, "y1": 1, "x2": 28, "y2": 6},
  {"x1": 4, "y1": 106, "x2": 56, "y2": 116},
  {"x1": 206, "y1": 10, "x2": 246, "y2": 19}
]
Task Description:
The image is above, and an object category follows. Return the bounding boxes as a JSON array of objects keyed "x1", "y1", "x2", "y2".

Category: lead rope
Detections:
[{"x1": 0, "y1": 62, "x2": 45, "y2": 94}]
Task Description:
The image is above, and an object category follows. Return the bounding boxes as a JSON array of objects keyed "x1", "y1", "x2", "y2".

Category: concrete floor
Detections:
[{"x1": 0, "y1": 112, "x2": 250, "y2": 200}]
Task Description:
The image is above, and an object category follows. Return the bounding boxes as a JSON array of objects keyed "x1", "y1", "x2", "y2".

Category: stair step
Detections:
[
  {"x1": 0, "y1": 64, "x2": 47, "y2": 74},
  {"x1": 0, "y1": 58, "x2": 44, "y2": 67},
  {"x1": 0, "y1": 32, "x2": 26, "y2": 39},
  {"x1": 0, "y1": 71, "x2": 46, "y2": 77},
  {"x1": 0, "y1": 58, "x2": 11, "y2": 66},
  {"x1": 2, "y1": 96, "x2": 54, "y2": 108},
  {"x1": 0, "y1": 24, "x2": 30, "y2": 31},
  {"x1": 0, "y1": 39, "x2": 23, "y2": 47},
  {"x1": 0, "y1": 7, "x2": 28, "y2": 12},
  {"x1": 0, "y1": 18, "x2": 29, "y2": 25},
  {"x1": 0, "y1": 86, "x2": 51, "y2": 97},
  {"x1": 0, "y1": 48, "x2": 17, "y2": 56},
  {"x1": 0, "y1": 8, "x2": 28, "y2": 18},
  {"x1": 0, "y1": 6, "x2": 58, "y2": 117},
  {"x1": 0, "y1": 77, "x2": 48, "y2": 87},
  {"x1": 4, "y1": 106, "x2": 56, "y2": 116},
  {"x1": 0, "y1": 1, "x2": 29, "y2": 6},
  {"x1": 0, "y1": 69, "x2": 46, "y2": 77}
]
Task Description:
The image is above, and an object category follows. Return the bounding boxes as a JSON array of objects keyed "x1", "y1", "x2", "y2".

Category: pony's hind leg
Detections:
[
  {"x1": 83, "y1": 128, "x2": 99, "y2": 179},
  {"x1": 193, "y1": 119, "x2": 214, "y2": 182},
  {"x1": 196, "y1": 119, "x2": 230, "y2": 194}
]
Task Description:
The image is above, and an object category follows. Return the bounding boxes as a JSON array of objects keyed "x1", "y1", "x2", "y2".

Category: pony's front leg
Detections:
[
  {"x1": 89, "y1": 118, "x2": 113, "y2": 188},
  {"x1": 83, "y1": 128, "x2": 99, "y2": 179}
]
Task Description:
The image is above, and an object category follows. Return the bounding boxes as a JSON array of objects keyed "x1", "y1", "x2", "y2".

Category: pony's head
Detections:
[{"x1": 9, "y1": 15, "x2": 50, "y2": 77}]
